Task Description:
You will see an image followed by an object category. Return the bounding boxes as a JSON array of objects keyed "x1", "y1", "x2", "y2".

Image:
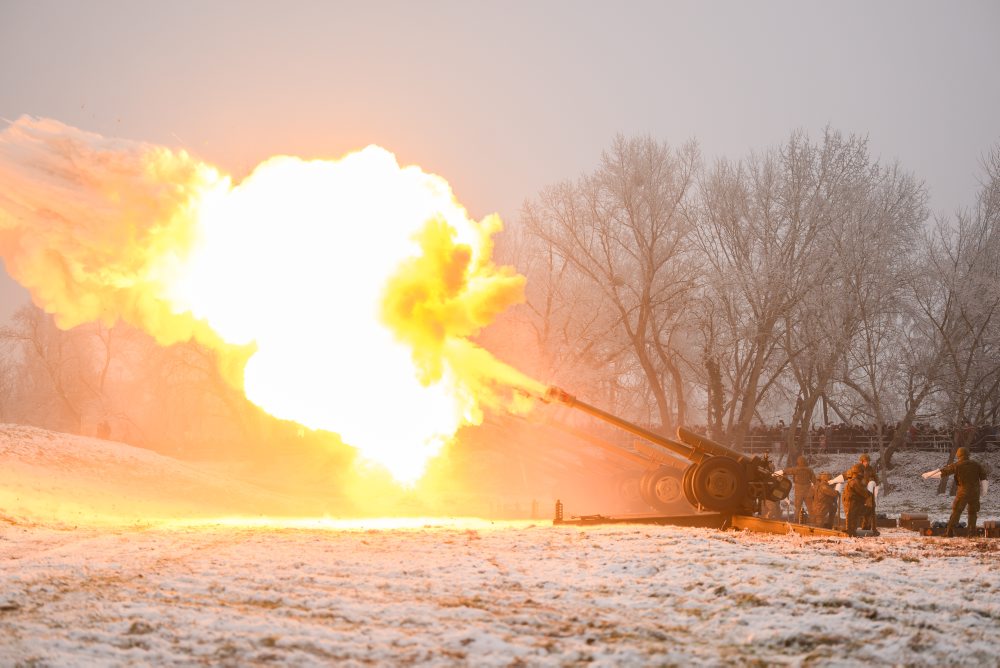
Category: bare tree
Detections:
[
  {"x1": 521, "y1": 135, "x2": 700, "y2": 430},
  {"x1": 791, "y1": 146, "x2": 928, "y2": 467},
  {"x1": 0, "y1": 305, "x2": 92, "y2": 432},
  {"x1": 0, "y1": 340, "x2": 17, "y2": 423},
  {"x1": 0, "y1": 302, "x2": 277, "y2": 460},
  {"x1": 693, "y1": 129, "x2": 877, "y2": 447},
  {"x1": 492, "y1": 223, "x2": 629, "y2": 398},
  {"x1": 917, "y1": 146, "x2": 1000, "y2": 492}
]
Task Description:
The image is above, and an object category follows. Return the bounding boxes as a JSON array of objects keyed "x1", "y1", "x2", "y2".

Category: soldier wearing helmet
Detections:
[
  {"x1": 842, "y1": 465, "x2": 874, "y2": 537},
  {"x1": 858, "y1": 453, "x2": 878, "y2": 483},
  {"x1": 784, "y1": 454, "x2": 815, "y2": 523},
  {"x1": 940, "y1": 447, "x2": 988, "y2": 538}
]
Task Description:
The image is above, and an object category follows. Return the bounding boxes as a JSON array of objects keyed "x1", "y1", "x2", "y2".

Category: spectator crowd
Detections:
[{"x1": 739, "y1": 421, "x2": 1000, "y2": 453}]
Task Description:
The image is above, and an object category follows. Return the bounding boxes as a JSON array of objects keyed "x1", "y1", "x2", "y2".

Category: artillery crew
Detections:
[
  {"x1": 842, "y1": 465, "x2": 874, "y2": 537},
  {"x1": 940, "y1": 447, "x2": 988, "y2": 538}
]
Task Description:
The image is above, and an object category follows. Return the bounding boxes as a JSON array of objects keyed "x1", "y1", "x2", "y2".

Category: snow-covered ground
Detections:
[{"x1": 1, "y1": 426, "x2": 999, "y2": 666}]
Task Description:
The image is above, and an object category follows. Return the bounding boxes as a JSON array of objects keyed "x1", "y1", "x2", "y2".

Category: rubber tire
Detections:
[
  {"x1": 691, "y1": 456, "x2": 747, "y2": 512},
  {"x1": 615, "y1": 470, "x2": 645, "y2": 509},
  {"x1": 638, "y1": 469, "x2": 656, "y2": 507},
  {"x1": 682, "y1": 463, "x2": 699, "y2": 508},
  {"x1": 645, "y1": 466, "x2": 685, "y2": 513}
]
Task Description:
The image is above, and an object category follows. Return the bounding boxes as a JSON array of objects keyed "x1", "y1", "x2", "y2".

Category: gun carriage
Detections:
[{"x1": 544, "y1": 387, "x2": 791, "y2": 515}]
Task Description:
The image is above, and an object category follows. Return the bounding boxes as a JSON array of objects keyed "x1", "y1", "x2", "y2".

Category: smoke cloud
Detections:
[
  {"x1": 0, "y1": 116, "x2": 543, "y2": 482},
  {"x1": 0, "y1": 116, "x2": 225, "y2": 344}
]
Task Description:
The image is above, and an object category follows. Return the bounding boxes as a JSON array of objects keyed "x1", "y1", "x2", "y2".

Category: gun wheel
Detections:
[
  {"x1": 682, "y1": 464, "x2": 699, "y2": 508},
  {"x1": 615, "y1": 470, "x2": 644, "y2": 508},
  {"x1": 692, "y1": 456, "x2": 747, "y2": 512},
  {"x1": 643, "y1": 466, "x2": 684, "y2": 513}
]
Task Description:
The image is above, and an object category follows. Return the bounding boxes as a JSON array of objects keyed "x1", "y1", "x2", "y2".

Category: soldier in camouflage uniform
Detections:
[
  {"x1": 857, "y1": 453, "x2": 880, "y2": 530},
  {"x1": 810, "y1": 472, "x2": 839, "y2": 529},
  {"x1": 941, "y1": 447, "x2": 988, "y2": 538},
  {"x1": 784, "y1": 455, "x2": 815, "y2": 523},
  {"x1": 842, "y1": 465, "x2": 873, "y2": 537}
]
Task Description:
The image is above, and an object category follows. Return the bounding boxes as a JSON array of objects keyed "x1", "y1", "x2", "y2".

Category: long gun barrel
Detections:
[
  {"x1": 543, "y1": 386, "x2": 790, "y2": 513},
  {"x1": 675, "y1": 426, "x2": 755, "y2": 466},
  {"x1": 544, "y1": 387, "x2": 699, "y2": 463}
]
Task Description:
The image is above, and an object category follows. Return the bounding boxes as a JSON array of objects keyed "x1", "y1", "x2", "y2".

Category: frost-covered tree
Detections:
[
  {"x1": 511, "y1": 129, "x2": 1000, "y2": 477},
  {"x1": 492, "y1": 223, "x2": 629, "y2": 401},
  {"x1": 791, "y1": 139, "x2": 928, "y2": 463},
  {"x1": 0, "y1": 340, "x2": 17, "y2": 423},
  {"x1": 0, "y1": 305, "x2": 92, "y2": 432},
  {"x1": 521, "y1": 135, "x2": 700, "y2": 429},
  {"x1": 693, "y1": 129, "x2": 852, "y2": 446},
  {"x1": 917, "y1": 144, "x2": 1000, "y2": 491},
  {"x1": 0, "y1": 303, "x2": 281, "y2": 458},
  {"x1": 692, "y1": 129, "x2": 929, "y2": 456}
]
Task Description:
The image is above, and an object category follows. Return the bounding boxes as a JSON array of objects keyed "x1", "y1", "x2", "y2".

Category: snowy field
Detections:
[
  {"x1": 2, "y1": 426, "x2": 999, "y2": 666},
  {"x1": 3, "y1": 520, "x2": 999, "y2": 667}
]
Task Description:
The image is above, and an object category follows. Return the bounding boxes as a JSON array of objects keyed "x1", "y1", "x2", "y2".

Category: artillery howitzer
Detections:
[{"x1": 543, "y1": 387, "x2": 791, "y2": 515}]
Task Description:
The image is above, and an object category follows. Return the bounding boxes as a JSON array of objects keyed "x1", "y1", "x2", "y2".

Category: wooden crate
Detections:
[{"x1": 899, "y1": 513, "x2": 930, "y2": 531}]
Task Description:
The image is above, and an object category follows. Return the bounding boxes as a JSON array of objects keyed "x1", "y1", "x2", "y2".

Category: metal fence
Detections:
[{"x1": 741, "y1": 433, "x2": 1000, "y2": 455}]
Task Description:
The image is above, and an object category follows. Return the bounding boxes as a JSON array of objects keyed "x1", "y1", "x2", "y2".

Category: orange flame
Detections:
[{"x1": 0, "y1": 117, "x2": 543, "y2": 483}]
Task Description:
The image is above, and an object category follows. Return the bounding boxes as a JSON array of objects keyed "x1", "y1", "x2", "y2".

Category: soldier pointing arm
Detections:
[{"x1": 938, "y1": 447, "x2": 988, "y2": 538}]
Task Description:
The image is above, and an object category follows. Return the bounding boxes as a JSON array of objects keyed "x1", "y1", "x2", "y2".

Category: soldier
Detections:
[
  {"x1": 810, "y1": 472, "x2": 839, "y2": 529},
  {"x1": 857, "y1": 453, "x2": 879, "y2": 486},
  {"x1": 754, "y1": 453, "x2": 783, "y2": 520},
  {"x1": 842, "y1": 465, "x2": 873, "y2": 537},
  {"x1": 857, "y1": 453, "x2": 880, "y2": 531},
  {"x1": 762, "y1": 497, "x2": 783, "y2": 520},
  {"x1": 940, "y1": 447, "x2": 989, "y2": 538},
  {"x1": 784, "y1": 455, "x2": 815, "y2": 523}
]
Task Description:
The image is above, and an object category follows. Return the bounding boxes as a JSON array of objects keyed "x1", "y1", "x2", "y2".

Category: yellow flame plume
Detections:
[{"x1": 0, "y1": 116, "x2": 543, "y2": 483}]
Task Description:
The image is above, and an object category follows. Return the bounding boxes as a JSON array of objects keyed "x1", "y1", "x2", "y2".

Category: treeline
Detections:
[
  {"x1": 493, "y1": 127, "x2": 1000, "y2": 467},
  {"x1": 1, "y1": 126, "x2": 997, "y2": 476},
  {"x1": 0, "y1": 305, "x2": 338, "y2": 466}
]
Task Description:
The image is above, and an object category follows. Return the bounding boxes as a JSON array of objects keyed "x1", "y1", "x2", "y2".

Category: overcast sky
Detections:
[{"x1": 1, "y1": 0, "x2": 998, "y2": 321}]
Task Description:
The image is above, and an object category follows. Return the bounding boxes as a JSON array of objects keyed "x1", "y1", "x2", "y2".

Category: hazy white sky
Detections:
[{"x1": 1, "y1": 0, "x2": 998, "y2": 320}]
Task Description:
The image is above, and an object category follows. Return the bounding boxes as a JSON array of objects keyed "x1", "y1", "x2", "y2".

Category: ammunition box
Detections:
[{"x1": 899, "y1": 513, "x2": 930, "y2": 530}]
